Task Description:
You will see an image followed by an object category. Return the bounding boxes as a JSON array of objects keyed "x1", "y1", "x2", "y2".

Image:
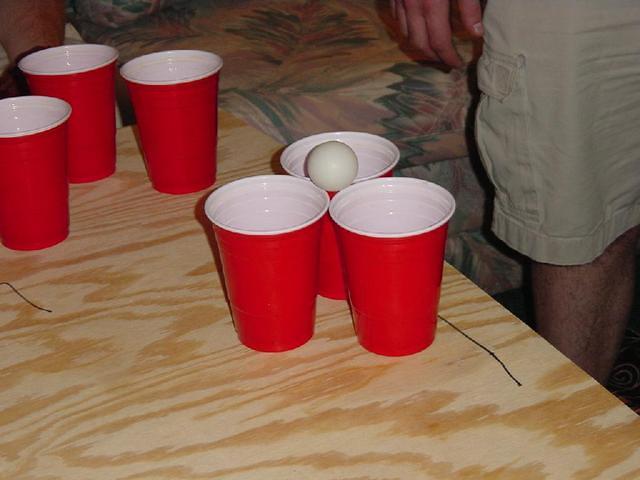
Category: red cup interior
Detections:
[{"x1": 280, "y1": 131, "x2": 399, "y2": 182}]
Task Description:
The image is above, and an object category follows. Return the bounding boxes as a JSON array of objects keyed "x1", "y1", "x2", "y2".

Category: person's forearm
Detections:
[{"x1": 0, "y1": 0, "x2": 65, "y2": 62}]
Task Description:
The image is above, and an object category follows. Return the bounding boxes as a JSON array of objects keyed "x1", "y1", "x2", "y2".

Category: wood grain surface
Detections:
[{"x1": 1, "y1": 110, "x2": 639, "y2": 479}]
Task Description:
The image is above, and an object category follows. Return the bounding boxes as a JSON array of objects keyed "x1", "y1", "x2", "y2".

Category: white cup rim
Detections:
[
  {"x1": 280, "y1": 131, "x2": 400, "y2": 183},
  {"x1": 18, "y1": 44, "x2": 119, "y2": 75},
  {"x1": 205, "y1": 175, "x2": 330, "y2": 236},
  {"x1": 0, "y1": 96, "x2": 72, "y2": 138},
  {"x1": 120, "y1": 50, "x2": 223, "y2": 85},
  {"x1": 330, "y1": 177, "x2": 456, "y2": 238}
]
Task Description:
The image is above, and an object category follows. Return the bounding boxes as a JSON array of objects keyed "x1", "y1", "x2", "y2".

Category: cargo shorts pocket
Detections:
[{"x1": 475, "y1": 47, "x2": 539, "y2": 221}]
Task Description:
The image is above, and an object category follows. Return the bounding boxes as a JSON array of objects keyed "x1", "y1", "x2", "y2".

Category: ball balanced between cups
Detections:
[{"x1": 280, "y1": 132, "x2": 400, "y2": 300}]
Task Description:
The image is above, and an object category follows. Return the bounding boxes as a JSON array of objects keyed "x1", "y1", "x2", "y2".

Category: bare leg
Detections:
[
  {"x1": 532, "y1": 225, "x2": 640, "y2": 384},
  {"x1": 0, "y1": 0, "x2": 65, "y2": 63}
]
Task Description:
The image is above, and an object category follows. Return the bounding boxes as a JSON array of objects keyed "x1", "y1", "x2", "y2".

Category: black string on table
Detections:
[
  {"x1": 1, "y1": 282, "x2": 52, "y2": 313},
  {"x1": 438, "y1": 314, "x2": 522, "y2": 387},
  {"x1": 0, "y1": 280, "x2": 520, "y2": 384}
]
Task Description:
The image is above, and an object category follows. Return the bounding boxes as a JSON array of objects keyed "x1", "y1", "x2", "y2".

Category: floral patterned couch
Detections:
[{"x1": 69, "y1": 0, "x2": 524, "y2": 294}]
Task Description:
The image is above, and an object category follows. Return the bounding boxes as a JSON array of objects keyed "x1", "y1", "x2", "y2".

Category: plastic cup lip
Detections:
[
  {"x1": 120, "y1": 50, "x2": 224, "y2": 86},
  {"x1": 330, "y1": 177, "x2": 456, "y2": 239},
  {"x1": 205, "y1": 175, "x2": 330, "y2": 236},
  {"x1": 18, "y1": 44, "x2": 119, "y2": 76},
  {"x1": 280, "y1": 131, "x2": 400, "y2": 184},
  {"x1": 0, "y1": 96, "x2": 72, "y2": 138}
]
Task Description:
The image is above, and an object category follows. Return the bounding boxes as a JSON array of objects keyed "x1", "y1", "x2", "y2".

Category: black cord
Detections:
[
  {"x1": 439, "y1": 314, "x2": 522, "y2": 386},
  {"x1": 1, "y1": 282, "x2": 52, "y2": 313}
]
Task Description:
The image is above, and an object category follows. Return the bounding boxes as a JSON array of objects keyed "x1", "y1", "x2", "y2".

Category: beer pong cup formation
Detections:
[
  {"x1": 205, "y1": 176, "x2": 329, "y2": 352},
  {"x1": 19, "y1": 44, "x2": 119, "y2": 183},
  {"x1": 0, "y1": 96, "x2": 71, "y2": 250},
  {"x1": 330, "y1": 178, "x2": 456, "y2": 356},
  {"x1": 120, "y1": 50, "x2": 223, "y2": 194},
  {"x1": 208, "y1": 137, "x2": 454, "y2": 355},
  {"x1": 280, "y1": 132, "x2": 399, "y2": 300},
  {"x1": 4, "y1": 43, "x2": 455, "y2": 358}
]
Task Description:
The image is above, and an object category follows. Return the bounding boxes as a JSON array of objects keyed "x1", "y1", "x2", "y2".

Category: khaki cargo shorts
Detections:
[{"x1": 475, "y1": 0, "x2": 640, "y2": 265}]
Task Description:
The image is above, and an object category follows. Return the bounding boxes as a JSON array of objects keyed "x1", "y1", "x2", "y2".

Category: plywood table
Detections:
[{"x1": 1, "y1": 111, "x2": 639, "y2": 479}]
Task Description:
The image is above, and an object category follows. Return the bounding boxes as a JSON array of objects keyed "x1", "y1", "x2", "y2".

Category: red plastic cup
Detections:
[
  {"x1": 281, "y1": 132, "x2": 399, "y2": 300},
  {"x1": 0, "y1": 96, "x2": 71, "y2": 250},
  {"x1": 120, "y1": 50, "x2": 223, "y2": 194},
  {"x1": 205, "y1": 175, "x2": 329, "y2": 352},
  {"x1": 330, "y1": 178, "x2": 456, "y2": 356},
  {"x1": 19, "y1": 44, "x2": 118, "y2": 183}
]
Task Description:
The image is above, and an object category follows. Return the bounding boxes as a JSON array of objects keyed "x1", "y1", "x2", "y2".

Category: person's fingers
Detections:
[
  {"x1": 390, "y1": 0, "x2": 398, "y2": 19},
  {"x1": 397, "y1": 1, "x2": 409, "y2": 37},
  {"x1": 424, "y1": 0, "x2": 462, "y2": 67},
  {"x1": 395, "y1": 0, "x2": 463, "y2": 67},
  {"x1": 457, "y1": 0, "x2": 484, "y2": 36},
  {"x1": 399, "y1": 0, "x2": 438, "y2": 61},
  {"x1": 405, "y1": 2, "x2": 432, "y2": 56},
  {"x1": 420, "y1": 27, "x2": 440, "y2": 63}
]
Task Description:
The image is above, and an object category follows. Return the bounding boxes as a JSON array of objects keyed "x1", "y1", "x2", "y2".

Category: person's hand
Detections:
[{"x1": 390, "y1": 0, "x2": 483, "y2": 67}]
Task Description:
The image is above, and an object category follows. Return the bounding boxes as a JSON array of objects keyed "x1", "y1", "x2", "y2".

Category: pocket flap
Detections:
[{"x1": 477, "y1": 48, "x2": 524, "y2": 102}]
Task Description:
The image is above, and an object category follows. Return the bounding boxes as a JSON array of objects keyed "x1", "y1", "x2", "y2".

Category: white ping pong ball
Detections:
[{"x1": 306, "y1": 140, "x2": 358, "y2": 192}]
